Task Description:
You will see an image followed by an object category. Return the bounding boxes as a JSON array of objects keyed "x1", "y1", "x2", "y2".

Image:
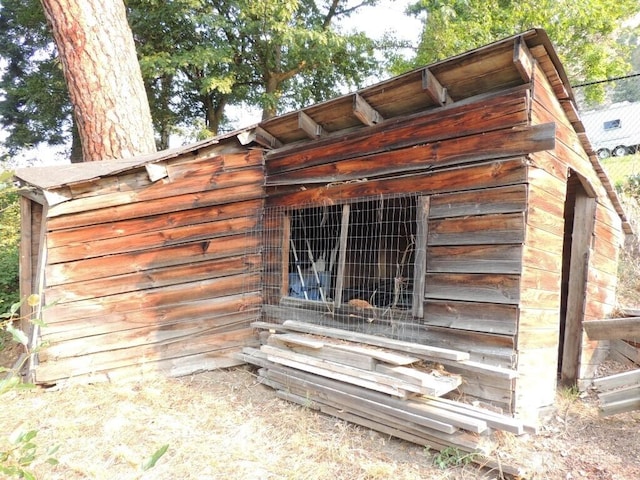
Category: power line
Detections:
[{"x1": 572, "y1": 72, "x2": 640, "y2": 88}]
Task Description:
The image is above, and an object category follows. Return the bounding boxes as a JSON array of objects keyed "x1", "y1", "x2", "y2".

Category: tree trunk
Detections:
[{"x1": 40, "y1": 0, "x2": 156, "y2": 161}]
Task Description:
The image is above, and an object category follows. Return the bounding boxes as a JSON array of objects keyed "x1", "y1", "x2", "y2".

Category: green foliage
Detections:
[
  {"x1": 1, "y1": 0, "x2": 387, "y2": 155},
  {"x1": 0, "y1": 172, "x2": 20, "y2": 310},
  {"x1": 400, "y1": 0, "x2": 640, "y2": 104},
  {"x1": 0, "y1": 0, "x2": 73, "y2": 157},
  {"x1": 141, "y1": 444, "x2": 170, "y2": 471},
  {"x1": 0, "y1": 429, "x2": 59, "y2": 480},
  {"x1": 431, "y1": 446, "x2": 478, "y2": 469}
]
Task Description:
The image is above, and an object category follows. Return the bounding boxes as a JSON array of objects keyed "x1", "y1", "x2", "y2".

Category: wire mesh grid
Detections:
[{"x1": 259, "y1": 193, "x2": 425, "y2": 340}]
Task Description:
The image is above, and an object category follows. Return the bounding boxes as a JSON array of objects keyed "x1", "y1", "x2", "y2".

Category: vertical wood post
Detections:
[
  {"x1": 561, "y1": 191, "x2": 596, "y2": 385},
  {"x1": 18, "y1": 197, "x2": 33, "y2": 326},
  {"x1": 412, "y1": 197, "x2": 430, "y2": 318},
  {"x1": 334, "y1": 204, "x2": 350, "y2": 307}
]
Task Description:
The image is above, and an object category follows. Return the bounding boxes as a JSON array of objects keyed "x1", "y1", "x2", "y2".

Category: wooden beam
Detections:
[
  {"x1": 237, "y1": 126, "x2": 283, "y2": 149},
  {"x1": 584, "y1": 318, "x2": 640, "y2": 340},
  {"x1": 353, "y1": 93, "x2": 383, "y2": 126},
  {"x1": 560, "y1": 190, "x2": 597, "y2": 385},
  {"x1": 298, "y1": 111, "x2": 326, "y2": 139},
  {"x1": 412, "y1": 196, "x2": 429, "y2": 318},
  {"x1": 334, "y1": 204, "x2": 350, "y2": 307},
  {"x1": 422, "y1": 68, "x2": 451, "y2": 106},
  {"x1": 19, "y1": 196, "x2": 33, "y2": 322},
  {"x1": 513, "y1": 36, "x2": 535, "y2": 83}
]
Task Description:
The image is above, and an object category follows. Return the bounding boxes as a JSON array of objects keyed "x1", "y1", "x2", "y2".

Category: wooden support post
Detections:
[
  {"x1": 561, "y1": 190, "x2": 596, "y2": 385},
  {"x1": 334, "y1": 204, "x2": 350, "y2": 307},
  {"x1": 18, "y1": 196, "x2": 33, "y2": 324},
  {"x1": 281, "y1": 213, "x2": 291, "y2": 298},
  {"x1": 412, "y1": 197, "x2": 430, "y2": 318}
]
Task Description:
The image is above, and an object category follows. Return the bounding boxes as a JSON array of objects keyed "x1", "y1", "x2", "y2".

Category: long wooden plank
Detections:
[
  {"x1": 584, "y1": 318, "x2": 640, "y2": 340},
  {"x1": 427, "y1": 244, "x2": 522, "y2": 274},
  {"x1": 599, "y1": 397, "x2": 640, "y2": 417},
  {"x1": 49, "y1": 166, "x2": 264, "y2": 217},
  {"x1": 46, "y1": 254, "x2": 261, "y2": 304},
  {"x1": 262, "y1": 346, "x2": 414, "y2": 397},
  {"x1": 429, "y1": 212, "x2": 525, "y2": 246},
  {"x1": 43, "y1": 293, "x2": 262, "y2": 342},
  {"x1": 425, "y1": 273, "x2": 520, "y2": 305},
  {"x1": 35, "y1": 327, "x2": 254, "y2": 383},
  {"x1": 281, "y1": 320, "x2": 469, "y2": 361},
  {"x1": 49, "y1": 182, "x2": 265, "y2": 230},
  {"x1": 268, "y1": 123, "x2": 554, "y2": 185},
  {"x1": 593, "y1": 369, "x2": 640, "y2": 391},
  {"x1": 375, "y1": 364, "x2": 462, "y2": 397},
  {"x1": 266, "y1": 88, "x2": 531, "y2": 172},
  {"x1": 424, "y1": 300, "x2": 518, "y2": 336},
  {"x1": 264, "y1": 367, "x2": 488, "y2": 434},
  {"x1": 267, "y1": 157, "x2": 529, "y2": 208},
  {"x1": 40, "y1": 310, "x2": 255, "y2": 361},
  {"x1": 45, "y1": 272, "x2": 260, "y2": 323},
  {"x1": 598, "y1": 384, "x2": 640, "y2": 405},
  {"x1": 48, "y1": 215, "x2": 259, "y2": 263},
  {"x1": 47, "y1": 198, "x2": 263, "y2": 246},
  {"x1": 429, "y1": 184, "x2": 526, "y2": 219},
  {"x1": 46, "y1": 233, "x2": 260, "y2": 285}
]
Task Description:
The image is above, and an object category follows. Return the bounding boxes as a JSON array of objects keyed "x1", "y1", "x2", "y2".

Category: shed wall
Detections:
[{"x1": 32, "y1": 148, "x2": 265, "y2": 383}]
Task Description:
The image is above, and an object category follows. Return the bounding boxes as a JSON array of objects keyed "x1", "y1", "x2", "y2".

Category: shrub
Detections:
[{"x1": 0, "y1": 172, "x2": 20, "y2": 310}]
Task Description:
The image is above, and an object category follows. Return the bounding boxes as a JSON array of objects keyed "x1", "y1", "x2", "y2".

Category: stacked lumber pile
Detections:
[
  {"x1": 585, "y1": 310, "x2": 640, "y2": 415},
  {"x1": 584, "y1": 311, "x2": 640, "y2": 366},
  {"x1": 592, "y1": 369, "x2": 640, "y2": 416},
  {"x1": 238, "y1": 320, "x2": 529, "y2": 477}
]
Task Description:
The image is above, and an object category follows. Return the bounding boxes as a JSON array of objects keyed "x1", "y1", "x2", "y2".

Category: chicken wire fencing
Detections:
[{"x1": 260, "y1": 194, "x2": 426, "y2": 342}]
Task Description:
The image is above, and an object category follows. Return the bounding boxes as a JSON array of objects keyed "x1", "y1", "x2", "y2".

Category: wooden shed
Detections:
[
  {"x1": 15, "y1": 29, "x2": 630, "y2": 419},
  {"x1": 15, "y1": 133, "x2": 266, "y2": 383}
]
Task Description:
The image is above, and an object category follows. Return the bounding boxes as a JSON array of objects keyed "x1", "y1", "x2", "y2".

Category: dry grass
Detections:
[
  {"x1": 0, "y1": 367, "x2": 484, "y2": 480},
  {"x1": 1, "y1": 365, "x2": 640, "y2": 479}
]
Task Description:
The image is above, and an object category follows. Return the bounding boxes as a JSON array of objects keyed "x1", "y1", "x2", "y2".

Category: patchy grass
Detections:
[
  {"x1": 601, "y1": 153, "x2": 640, "y2": 187},
  {"x1": 1, "y1": 367, "x2": 639, "y2": 479}
]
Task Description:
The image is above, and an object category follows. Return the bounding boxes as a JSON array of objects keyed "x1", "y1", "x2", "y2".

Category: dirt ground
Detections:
[{"x1": 0, "y1": 360, "x2": 638, "y2": 480}]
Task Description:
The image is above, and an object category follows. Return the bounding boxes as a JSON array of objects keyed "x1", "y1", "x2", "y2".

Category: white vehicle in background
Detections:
[{"x1": 581, "y1": 101, "x2": 640, "y2": 159}]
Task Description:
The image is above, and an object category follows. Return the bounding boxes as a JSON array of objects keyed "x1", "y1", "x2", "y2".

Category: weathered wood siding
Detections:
[
  {"x1": 264, "y1": 86, "x2": 555, "y2": 413},
  {"x1": 528, "y1": 59, "x2": 622, "y2": 395},
  {"x1": 35, "y1": 148, "x2": 265, "y2": 383}
]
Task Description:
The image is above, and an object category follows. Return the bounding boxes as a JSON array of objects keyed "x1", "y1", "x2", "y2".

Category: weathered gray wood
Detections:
[
  {"x1": 584, "y1": 318, "x2": 640, "y2": 340},
  {"x1": 412, "y1": 196, "x2": 429, "y2": 318},
  {"x1": 592, "y1": 369, "x2": 640, "y2": 391},
  {"x1": 561, "y1": 190, "x2": 597, "y2": 385},
  {"x1": 599, "y1": 397, "x2": 640, "y2": 417},
  {"x1": 598, "y1": 384, "x2": 640, "y2": 405},
  {"x1": 334, "y1": 204, "x2": 350, "y2": 307},
  {"x1": 375, "y1": 364, "x2": 461, "y2": 397},
  {"x1": 281, "y1": 320, "x2": 470, "y2": 361},
  {"x1": 261, "y1": 344, "x2": 415, "y2": 397},
  {"x1": 264, "y1": 366, "x2": 488, "y2": 434}
]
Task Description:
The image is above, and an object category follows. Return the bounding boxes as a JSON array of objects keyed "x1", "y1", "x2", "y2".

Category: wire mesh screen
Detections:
[{"x1": 260, "y1": 194, "x2": 423, "y2": 340}]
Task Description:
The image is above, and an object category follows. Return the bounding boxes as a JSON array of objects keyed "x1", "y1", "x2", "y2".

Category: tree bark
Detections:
[{"x1": 40, "y1": 0, "x2": 156, "y2": 161}]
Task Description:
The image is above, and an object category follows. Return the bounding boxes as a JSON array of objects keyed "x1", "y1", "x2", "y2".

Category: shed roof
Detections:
[{"x1": 13, "y1": 29, "x2": 631, "y2": 233}]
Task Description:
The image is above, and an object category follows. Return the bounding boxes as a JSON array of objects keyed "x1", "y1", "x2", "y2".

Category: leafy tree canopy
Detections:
[
  {"x1": 1, "y1": 0, "x2": 385, "y2": 158},
  {"x1": 398, "y1": 0, "x2": 640, "y2": 104}
]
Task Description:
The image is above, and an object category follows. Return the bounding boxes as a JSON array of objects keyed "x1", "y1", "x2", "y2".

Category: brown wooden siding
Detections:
[{"x1": 36, "y1": 149, "x2": 265, "y2": 384}]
